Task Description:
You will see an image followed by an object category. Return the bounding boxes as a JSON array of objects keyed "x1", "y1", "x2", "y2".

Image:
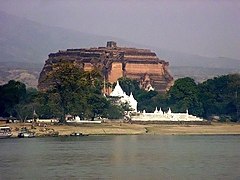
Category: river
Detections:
[{"x1": 0, "y1": 135, "x2": 239, "y2": 180}]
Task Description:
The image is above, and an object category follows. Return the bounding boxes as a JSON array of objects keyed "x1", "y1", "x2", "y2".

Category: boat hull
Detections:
[
  {"x1": 0, "y1": 127, "x2": 12, "y2": 138},
  {"x1": 0, "y1": 134, "x2": 12, "y2": 138},
  {"x1": 18, "y1": 132, "x2": 35, "y2": 138}
]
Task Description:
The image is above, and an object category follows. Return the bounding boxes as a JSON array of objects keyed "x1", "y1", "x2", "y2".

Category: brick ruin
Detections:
[{"x1": 38, "y1": 41, "x2": 174, "y2": 94}]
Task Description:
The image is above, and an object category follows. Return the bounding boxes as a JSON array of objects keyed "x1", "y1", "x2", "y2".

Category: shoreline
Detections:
[
  {"x1": 2, "y1": 122, "x2": 240, "y2": 137},
  {"x1": 6, "y1": 133, "x2": 240, "y2": 139}
]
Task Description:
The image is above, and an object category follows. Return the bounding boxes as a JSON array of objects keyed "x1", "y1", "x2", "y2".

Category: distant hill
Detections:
[
  {"x1": 154, "y1": 49, "x2": 240, "y2": 82},
  {"x1": 0, "y1": 11, "x2": 239, "y2": 87},
  {"x1": 154, "y1": 48, "x2": 240, "y2": 69},
  {"x1": 0, "y1": 62, "x2": 41, "y2": 87},
  {"x1": 169, "y1": 66, "x2": 239, "y2": 83},
  {"x1": 0, "y1": 11, "x2": 120, "y2": 64}
]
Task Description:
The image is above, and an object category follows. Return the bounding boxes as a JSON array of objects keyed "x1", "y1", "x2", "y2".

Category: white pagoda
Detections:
[{"x1": 110, "y1": 81, "x2": 138, "y2": 112}]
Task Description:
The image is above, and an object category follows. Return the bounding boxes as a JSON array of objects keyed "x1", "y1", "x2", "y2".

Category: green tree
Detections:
[
  {"x1": 35, "y1": 91, "x2": 62, "y2": 119},
  {"x1": 0, "y1": 80, "x2": 26, "y2": 117},
  {"x1": 199, "y1": 74, "x2": 240, "y2": 121},
  {"x1": 228, "y1": 74, "x2": 240, "y2": 121},
  {"x1": 86, "y1": 94, "x2": 109, "y2": 120},
  {"x1": 43, "y1": 62, "x2": 105, "y2": 122},
  {"x1": 115, "y1": 77, "x2": 140, "y2": 95},
  {"x1": 103, "y1": 104, "x2": 124, "y2": 119},
  {"x1": 15, "y1": 87, "x2": 39, "y2": 122},
  {"x1": 14, "y1": 103, "x2": 34, "y2": 122},
  {"x1": 168, "y1": 77, "x2": 203, "y2": 116},
  {"x1": 136, "y1": 90, "x2": 158, "y2": 112},
  {"x1": 46, "y1": 62, "x2": 86, "y2": 122}
]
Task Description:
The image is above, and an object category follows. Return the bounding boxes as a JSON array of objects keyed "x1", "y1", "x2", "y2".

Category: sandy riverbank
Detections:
[{"x1": 3, "y1": 122, "x2": 240, "y2": 137}]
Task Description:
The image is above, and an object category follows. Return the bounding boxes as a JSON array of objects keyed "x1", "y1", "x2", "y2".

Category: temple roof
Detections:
[{"x1": 110, "y1": 81, "x2": 125, "y2": 97}]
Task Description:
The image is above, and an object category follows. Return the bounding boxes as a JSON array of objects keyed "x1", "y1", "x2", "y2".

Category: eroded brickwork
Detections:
[{"x1": 38, "y1": 42, "x2": 173, "y2": 93}]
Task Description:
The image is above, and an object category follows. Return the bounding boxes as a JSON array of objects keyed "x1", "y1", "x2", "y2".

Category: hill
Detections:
[{"x1": 0, "y1": 11, "x2": 239, "y2": 87}]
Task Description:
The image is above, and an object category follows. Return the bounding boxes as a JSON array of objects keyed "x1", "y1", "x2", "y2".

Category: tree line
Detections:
[
  {"x1": 0, "y1": 62, "x2": 239, "y2": 122},
  {"x1": 117, "y1": 74, "x2": 240, "y2": 122}
]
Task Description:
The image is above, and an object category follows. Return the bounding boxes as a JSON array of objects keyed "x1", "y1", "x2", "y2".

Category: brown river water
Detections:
[{"x1": 0, "y1": 135, "x2": 240, "y2": 180}]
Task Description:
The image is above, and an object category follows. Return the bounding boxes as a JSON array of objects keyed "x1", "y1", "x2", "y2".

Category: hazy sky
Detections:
[{"x1": 1, "y1": 0, "x2": 240, "y2": 59}]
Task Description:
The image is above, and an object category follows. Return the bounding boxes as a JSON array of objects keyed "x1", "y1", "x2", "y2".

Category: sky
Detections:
[{"x1": 1, "y1": 0, "x2": 240, "y2": 59}]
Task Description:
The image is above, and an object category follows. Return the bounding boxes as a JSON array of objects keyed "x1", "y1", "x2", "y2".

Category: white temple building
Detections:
[
  {"x1": 131, "y1": 107, "x2": 204, "y2": 122},
  {"x1": 109, "y1": 81, "x2": 138, "y2": 112},
  {"x1": 109, "y1": 81, "x2": 205, "y2": 122}
]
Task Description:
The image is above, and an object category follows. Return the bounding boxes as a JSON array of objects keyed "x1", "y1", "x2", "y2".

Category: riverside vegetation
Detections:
[{"x1": 0, "y1": 62, "x2": 239, "y2": 123}]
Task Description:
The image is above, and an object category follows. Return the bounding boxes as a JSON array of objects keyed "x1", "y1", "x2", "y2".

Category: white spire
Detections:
[
  {"x1": 129, "y1": 92, "x2": 138, "y2": 112},
  {"x1": 110, "y1": 82, "x2": 138, "y2": 112},
  {"x1": 110, "y1": 81, "x2": 125, "y2": 97},
  {"x1": 129, "y1": 92, "x2": 135, "y2": 101},
  {"x1": 167, "y1": 108, "x2": 172, "y2": 114},
  {"x1": 130, "y1": 92, "x2": 133, "y2": 98},
  {"x1": 158, "y1": 107, "x2": 163, "y2": 115}
]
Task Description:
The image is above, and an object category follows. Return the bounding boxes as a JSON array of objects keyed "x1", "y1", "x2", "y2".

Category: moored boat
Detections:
[
  {"x1": 0, "y1": 126, "x2": 12, "y2": 138},
  {"x1": 18, "y1": 128, "x2": 35, "y2": 138},
  {"x1": 70, "y1": 132, "x2": 89, "y2": 136},
  {"x1": 18, "y1": 132, "x2": 35, "y2": 138}
]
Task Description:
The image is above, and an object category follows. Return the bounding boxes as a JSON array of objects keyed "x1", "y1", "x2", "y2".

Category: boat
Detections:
[
  {"x1": 0, "y1": 126, "x2": 12, "y2": 138},
  {"x1": 18, "y1": 128, "x2": 35, "y2": 138},
  {"x1": 70, "y1": 132, "x2": 89, "y2": 136},
  {"x1": 18, "y1": 132, "x2": 35, "y2": 138}
]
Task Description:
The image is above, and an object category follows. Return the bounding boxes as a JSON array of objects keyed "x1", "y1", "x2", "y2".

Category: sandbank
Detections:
[{"x1": 3, "y1": 122, "x2": 240, "y2": 137}]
